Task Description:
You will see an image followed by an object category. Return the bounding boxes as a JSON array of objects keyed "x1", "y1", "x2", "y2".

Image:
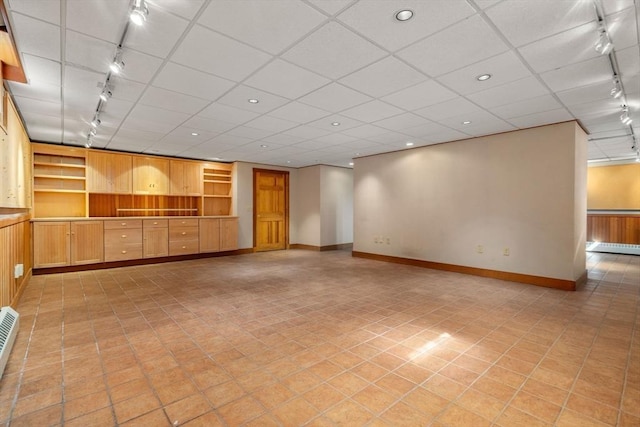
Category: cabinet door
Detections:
[
  {"x1": 144, "y1": 227, "x2": 168, "y2": 258},
  {"x1": 170, "y1": 160, "x2": 201, "y2": 196},
  {"x1": 220, "y1": 218, "x2": 238, "y2": 251},
  {"x1": 87, "y1": 151, "x2": 110, "y2": 193},
  {"x1": 110, "y1": 154, "x2": 132, "y2": 194},
  {"x1": 133, "y1": 157, "x2": 170, "y2": 194},
  {"x1": 33, "y1": 222, "x2": 70, "y2": 268},
  {"x1": 71, "y1": 221, "x2": 104, "y2": 265},
  {"x1": 199, "y1": 218, "x2": 220, "y2": 253}
]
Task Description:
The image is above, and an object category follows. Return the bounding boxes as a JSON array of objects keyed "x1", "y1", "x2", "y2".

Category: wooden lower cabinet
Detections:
[
  {"x1": 220, "y1": 218, "x2": 239, "y2": 251},
  {"x1": 104, "y1": 220, "x2": 142, "y2": 261},
  {"x1": 169, "y1": 218, "x2": 199, "y2": 256},
  {"x1": 143, "y1": 219, "x2": 168, "y2": 258},
  {"x1": 71, "y1": 221, "x2": 104, "y2": 265},
  {"x1": 199, "y1": 218, "x2": 220, "y2": 253},
  {"x1": 33, "y1": 220, "x2": 104, "y2": 267}
]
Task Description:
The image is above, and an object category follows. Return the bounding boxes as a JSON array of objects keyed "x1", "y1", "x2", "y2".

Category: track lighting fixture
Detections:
[
  {"x1": 620, "y1": 106, "x2": 632, "y2": 126},
  {"x1": 110, "y1": 49, "x2": 125, "y2": 74},
  {"x1": 130, "y1": 0, "x2": 149, "y2": 26},
  {"x1": 610, "y1": 78, "x2": 622, "y2": 99},
  {"x1": 91, "y1": 114, "x2": 101, "y2": 128},
  {"x1": 594, "y1": 30, "x2": 613, "y2": 55},
  {"x1": 99, "y1": 87, "x2": 112, "y2": 102},
  {"x1": 85, "y1": 135, "x2": 93, "y2": 148},
  {"x1": 89, "y1": 128, "x2": 97, "y2": 137}
]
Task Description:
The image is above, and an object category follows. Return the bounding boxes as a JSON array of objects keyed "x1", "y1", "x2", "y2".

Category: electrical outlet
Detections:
[
  {"x1": 14, "y1": 264, "x2": 24, "y2": 278},
  {"x1": 476, "y1": 245, "x2": 483, "y2": 254},
  {"x1": 503, "y1": 247, "x2": 510, "y2": 256}
]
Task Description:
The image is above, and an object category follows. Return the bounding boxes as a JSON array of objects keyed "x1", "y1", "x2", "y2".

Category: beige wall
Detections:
[
  {"x1": 297, "y1": 166, "x2": 321, "y2": 246},
  {"x1": 353, "y1": 122, "x2": 587, "y2": 282},
  {"x1": 587, "y1": 163, "x2": 640, "y2": 209},
  {"x1": 0, "y1": 96, "x2": 31, "y2": 209},
  {"x1": 320, "y1": 166, "x2": 353, "y2": 246}
]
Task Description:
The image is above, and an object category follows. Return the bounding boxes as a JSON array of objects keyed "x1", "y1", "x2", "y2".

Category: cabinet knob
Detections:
[
  {"x1": 122, "y1": 234, "x2": 127, "y2": 238},
  {"x1": 153, "y1": 222, "x2": 158, "y2": 225},
  {"x1": 121, "y1": 250, "x2": 127, "y2": 254},
  {"x1": 181, "y1": 221, "x2": 186, "y2": 224},
  {"x1": 121, "y1": 222, "x2": 126, "y2": 226},
  {"x1": 182, "y1": 246, "x2": 186, "y2": 249},
  {"x1": 181, "y1": 232, "x2": 186, "y2": 235}
]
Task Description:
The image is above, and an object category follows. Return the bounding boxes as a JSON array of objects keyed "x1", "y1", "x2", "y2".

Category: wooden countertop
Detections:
[
  {"x1": 0, "y1": 209, "x2": 31, "y2": 228},
  {"x1": 31, "y1": 215, "x2": 238, "y2": 222}
]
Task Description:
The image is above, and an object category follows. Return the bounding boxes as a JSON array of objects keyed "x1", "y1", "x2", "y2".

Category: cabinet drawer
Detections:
[
  {"x1": 105, "y1": 228, "x2": 143, "y2": 245},
  {"x1": 104, "y1": 220, "x2": 143, "y2": 230},
  {"x1": 169, "y1": 227, "x2": 199, "y2": 242},
  {"x1": 169, "y1": 218, "x2": 199, "y2": 228},
  {"x1": 143, "y1": 219, "x2": 168, "y2": 228},
  {"x1": 105, "y1": 243, "x2": 143, "y2": 261},
  {"x1": 169, "y1": 240, "x2": 199, "y2": 256}
]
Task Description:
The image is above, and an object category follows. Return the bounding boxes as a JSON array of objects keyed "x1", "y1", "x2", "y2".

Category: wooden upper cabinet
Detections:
[
  {"x1": 132, "y1": 156, "x2": 170, "y2": 195},
  {"x1": 87, "y1": 151, "x2": 132, "y2": 194},
  {"x1": 170, "y1": 160, "x2": 201, "y2": 196}
]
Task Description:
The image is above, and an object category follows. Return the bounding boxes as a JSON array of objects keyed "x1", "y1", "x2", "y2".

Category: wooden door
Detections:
[
  {"x1": 71, "y1": 221, "x2": 104, "y2": 265},
  {"x1": 33, "y1": 221, "x2": 70, "y2": 268},
  {"x1": 254, "y1": 169, "x2": 288, "y2": 251}
]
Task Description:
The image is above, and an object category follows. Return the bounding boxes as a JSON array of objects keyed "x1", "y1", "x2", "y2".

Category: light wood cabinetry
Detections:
[
  {"x1": 202, "y1": 163, "x2": 233, "y2": 216},
  {"x1": 32, "y1": 143, "x2": 87, "y2": 217},
  {"x1": 104, "y1": 220, "x2": 143, "y2": 261},
  {"x1": 1, "y1": 97, "x2": 31, "y2": 208},
  {"x1": 133, "y1": 156, "x2": 170, "y2": 195},
  {"x1": 220, "y1": 218, "x2": 239, "y2": 251},
  {"x1": 169, "y1": 218, "x2": 199, "y2": 256},
  {"x1": 71, "y1": 221, "x2": 104, "y2": 265},
  {"x1": 170, "y1": 160, "x2": 201, "y2": 196},
  {"x1": 143, "y1": 219, "x2": 168, "y2": 258},
  {"x1": 199, "y1": 218, "x2": 220, "y2": 253},
  {"x1": 87, "y1": 151, "x2": 132, "y2": 194}
]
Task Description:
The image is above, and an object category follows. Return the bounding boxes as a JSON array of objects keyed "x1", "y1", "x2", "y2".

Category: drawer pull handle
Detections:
[
  {"x1": 153, "y1": 222, "x2": 158, "y2": 225},
  {"x1": 121, "y1": 223, "x2": 126, "y2": 226},
  {"x1": 121, "y1": 250, "x2": 127, "y2": 254},
  {"x1": 181, "y1": 221, "x2": 186, "y2": 224},
  {"x1": 182, "y1": 246, "x2": 186, "y2": 249},
  {"x1": 122, "y1": 234, "x2": 127, "y2": 238},
  {"x1": 181, "y1": 232, "x2": 186, "y2": 235}
]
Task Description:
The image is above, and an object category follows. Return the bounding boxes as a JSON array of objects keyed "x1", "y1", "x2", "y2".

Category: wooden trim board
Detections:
[
  {"x1": 352, "y1": 251, "x2": 583, "y2": 291},
  {"x1": 290, "y1": 243, "x2": 353, "y2": 252}
]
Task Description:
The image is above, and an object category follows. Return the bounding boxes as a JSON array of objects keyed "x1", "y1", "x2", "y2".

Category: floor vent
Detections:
[{"x1": 0, "y1": 306, "x2": 19, "y2": 379}]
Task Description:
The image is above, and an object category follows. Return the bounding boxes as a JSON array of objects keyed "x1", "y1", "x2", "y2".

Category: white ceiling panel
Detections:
[
  {"x1": 7, "y1": 0, "x2": 60, "y2": 25},
  {"x1": 490, "y1": 94, "x2": 563, "y2": 120},
  {"x1": 138, "y1": 87, "x2": 210, "y2": 115},
  {"x1": 540, "y1": 56, "x2": 613, "y2": 92},
  {"x1": 437, "y1": 109, "x2": 514, "y2": 133},
  {"x1": 306, "y1": 0, "x2": 354, "y2": 16},
  {"x1": 182, "y1": 116, "x2": 236, "y2": 134},
  {"x1": 152, "y1": 62, "x2": 235, "y2": 100},
  {"x1": 616, "y1": 46, "x2": 640, "y2": 78},
  {"x1": 298, "y1": 83, "x2": 371, "y2": 112},
  {"x1": 160, "y1": 127, "x2": 219, "y2": 145},
  {"x1": 10, "y1": 13, "x2": 60, "y2": 61},
  {"x1": 556, "y1": 80, "x2": 612, "y2": 106},
  {"x1": 484, "y1": 0, "x2": 595, "y2": 47},
  {"x1": 607, "y1": 7, "x2": 639, "y2": 51},
  {"x1": 172, "y1": 25, "x2": 272, "y2": 81},
  {"x1": 125, "y1": 5, "x2": 190, "y2": 58},
  {"x1": 198, "y1": 0, "x2": 326, "y2": 55},
  {"x1": 119, "y1": 49, "x2": 164, "y2": 83},
  {"x1": 436, "y1": 51, "x2": 532, "y2": 95},
  {"x1": 307, "y1": 114, "x2": 363, "y2": 132},
  {"x1": 283, "y1": 125, "x2": 332, "y2": 140},
  {"x1": 414, "y1": 97, "x2": 484, "y2": 121},
  {"x1": 282, "y1": 22, "x2": 386, "y2": 79},
  {"x1": 339, "y1": 56, "x2": 427, "y2": 98},
  {"x1": 381, "y1": 79, "x2": 457, "y2": 111},
  {"x1": 268, "y1": 102, "x2": 331, "y2": 124},
  {"x1": 336, "y1": 0, "x2": 475, "y2": 52},
  {"x1": 602, "y1": 0, "x2": 635, "y2": 15},
  {"x1": 203, "y1": 134, "x2": 255, "y2": 147},
  {"x1": 198, "y1": 103, "x2": 260, "y2": 124},
  {"x1": 568, "y1": 97, "x2": 625, "y2": 117},
  {"x1": 244, "y1": 115, "x2": 299, "y2": 133},
  {"x1": 63, "y1": 67, "x2": 103, "y2": 110},
  {"x1": 374, "y1": 112, "x2": 431, "y2": 132},
  {"x1": 217, "y1": 85, "x2": 290, "y2": 114},
  {"x1": 342, "y1": 124, "x2": 389, "y2": 139},
  {"x1": 22, "y1": 54, "x2": 61, "y2": 86},
  {"x1": 148, "y1": 0, "x2": 206, "y2": 20},
  {"x1": 397, "y1": 15, "x2": 509, "y2": 77},
  {"x1": 66, "y1": 0, "x2": 129, "y2": 44},
  {"x1": 340, "y1": 100, "x2": 404, "y2": 122},
  {"x1": 401, "y1": 122, "x2": 454, "y2": 139},
  {"x1": 261, "y1": 133, "x2": 306, "y2": 145},
  {"x1": 225, "y1": 126, "x2": 275, "y2": 140},
  {"x1": 507, "y1": 108, "x2": 574, "y2": 129},
  {"x1": 65, "y1": 30, "x2": 114, "y2": 73},
  {"x1": 314, "y1": 133, "x2": 358, "y2": 145},
  {"x1": 13, "y1": 96, "x2": 61, "y2": 118},
  {"x1": 109, "y1": 77, "x2": 147, "y2": 103},
  {"x1": 127, "y1": 104, "x2": 190, "y2": 128},
  {"x1": 244, "y1": 59, "x2": 330, "y2": 100},
  {"x1": 366, "y1": 131, "x2": 412, "y2": 144},
  {"x1": 466, "y1": 76, "x2": 550, "y2": 109}
]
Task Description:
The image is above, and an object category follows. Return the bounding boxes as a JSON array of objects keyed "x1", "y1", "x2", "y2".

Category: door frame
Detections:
[{"x1": 253, "y1": 168, "x2": 290, "y2": 251}]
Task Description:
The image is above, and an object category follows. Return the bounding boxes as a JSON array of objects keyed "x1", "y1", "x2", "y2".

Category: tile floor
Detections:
[{"x1": 0, "y1": 250, "x2": 638, "y2": 426}]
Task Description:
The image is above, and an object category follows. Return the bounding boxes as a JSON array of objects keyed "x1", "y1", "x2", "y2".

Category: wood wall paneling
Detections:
[
  {"x1": 587, "y1": 214, "x2": 640, "y2": 244},
  {"x1": 0, "y1": 213, "x2": 31, "y2": 307}
]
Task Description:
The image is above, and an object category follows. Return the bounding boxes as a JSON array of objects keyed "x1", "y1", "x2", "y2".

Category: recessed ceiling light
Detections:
[
  {"x1": 395, "y1": 9, "x2": 414, "y2": 21},
  {"x1": 405, "y1": 142, "x2": 414, "y2": 146},
  {"x1": 260, "y1": 144, "x2": 268, "y2": 148},
  {"x1": 248, "y1": 99, "x2": 259, "y2": 104},
  {"x1": 349, "y1": 162, "x2": 354, "y2": 166},
  {"x1": 476, "y1": 73, "x2": 492, "y2": 81},
  {"x1": 286, "y1": 160, "x2": 291, "y2": 164},
  {"x1": 462, "y1": 121, "x2": 472, "y2": 125},
  {"x1": 191, "y1": 132, "x2": 199, "y2": 136},
  {"x1": 331, "y1": 122, "x2": 340, "y2": 126}
]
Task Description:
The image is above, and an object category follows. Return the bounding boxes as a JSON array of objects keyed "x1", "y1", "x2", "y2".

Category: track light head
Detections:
[
  {"x1": 99, "y1": 87, "x2": 112, "y2": 102},
  {"x1": 89, "y1": 128, "x2": 97, "y2": 137},
  {"x1": 91, "y1": 114, "x2": 101, "y2": 128},
  {"x1": 610, "y1": 78, "x2": 622, "y2": 99},
  {"x1": 595, "y1": 31, "x2": 613, "y2": 55},
  {"x1": 620, "y1": 106, "x2": 632, "y2": 126},
  {"x1": 130, "y1": 0, "x2": 149, "y2": 26},
  {"x1": 110, "y1": 49, "x2": 125, "y2": 74}
]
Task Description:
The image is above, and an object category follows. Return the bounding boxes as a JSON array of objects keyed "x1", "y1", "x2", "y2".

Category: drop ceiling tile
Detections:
[
  {"x1": 342, "y1": 124, "x2": 389, "y2": 139},
  {"x1": 282, "y1": 22, "x2": 386, "y2": 79},
  {"x1": 340, "y1": 139, "x2": 386, "y2": 151},
  {"x1": 467, "y1": 76, "x2": 549, "y2": 109},
  {"x1": 127, "y1": 104, "x2": 191, "y2": 128},
  {"x1": 160, "y1": 126, "x2": 219, "y2": 144},
  {"x1": 65, "y1": 30, "x2": 114, "y2": 73},
  {"x1": 602, "y1": 0, "x2": 635, "y2": 15},
  {"x1": 507, "y1": 108, "x2": 574, "y2": 128},
  {"x1": 198, "y1": 0, "x2": 326, "y2": 55},
  {"x1": 268, "y1": 102, "x2": 331, "y2": 124},
  {"x1": 617, "y1": 46, "x2": 640, "y2": 78},
  {"x1": 109, "y1": 77, "x2": 147, "y2": 102},
  {"x1": 27, "y1": 127, "x2": 62, "y2": 143},
  {"x1": 244, "y1": 59, "x2": 330, "y2": 100},
  {"x1": 261, "y1": 133, "x2": 306, "y2": 145},
  {"x1": 62, "y1": 67, "x2": 103, "y2": 110},
  {"x1": 336, "y1": 0, "x2": 476, "y2": 52},
  {"x1": 622, "y1": 74, "x2": 640, "y2": 94},
  {"x1": 198, "y1": 103, "x2": 260, "y2": 124},
  {"x1": 540, "y1": 56, "x2": 612, "y2": 92},
  {"x1": 607, "y1": 7, "x2": 639, "y2": 51},
  {"x1": 150, "y1": 0, "x2": 205, "y2": 19},
  {"x1": 7, "y1": 0, "x2": 60, "y2": 24},
  {"x1": 12, "y1": 96, "x2": 61, "y2": 118},
  {"x1": 518, "y1": 23, "x2": 600, "y2": 74},
  {"x1": 96, "y1": 99, "x2": 135, "y2": 124},
  {"x1": 22, "y1": 111, "x2": 61, "y2": 129},
  {"x1": 397, "y1": 15, "x2": 509, "y2": 77},
  {"x1": 283, "y1": 125, "x2": 332, "y2": 139},
  {"x1": 11, "y1": 13, "x2": 60, "y2": 61},
  {"x1": 374, "y1": 112, "x2": 431, "y2": 132},
  {"x1": 244, "y1": 115, "x2": 299, "y2": 133},
  {"x1": 120, "y1": 115, "x2": 177, "y2": 134},
  {"x1": 152, "y1": 62, "x2": 235, "y2": 100},
  {"x1": 182, "y1": 116, "x2": 236, "y2": 134},
  {"x1": 340, "y1": 100, "x2": 404, "y2": 122},
  {"x1": 22, "y1": 54, "x2": 61, "y2": 86},
  {"x1": 436, "y1": 51, "x2": 532, "y2": 95},
  {"x1": 66, "y1": 0, "x2": 128, "y2": 43},
  {"x1": 437, "y1": 109, "x2": 513, "y2": 133},
  {"x1": 139, "y1": 87, "x2": 210, "y2": 114},
  {"x1": 567, "y1": 97, "x2": 621, "y2": 117},
  {"x1": 413, "y1": 97, "x2": 483, "y2": 121},
  {"x1": 217, "y1": 85, "x2": 290, "y2": 114},
  {"x1": 420, "y1": 129, "x2": 470, "y2": 144},
  {"x1": 226, "y1": 126, "x2": 275, "y2": 140},
  {"x1": 205, "y1": 134, "x2": 255, "y2": 147},
  {"x1": 306, "y1": 0, "x2": 353, "y2": 15},
  {"x1": 298, "y1": 83, "x2": 371, "y2": 112},
  {"x1": 292, "y1": 139, "x2": 336, "y2": 150},
  {"x1": 381, "y1": 79, "x2": 457, "y2": 110},
  {"x1": 474, "y1": 0, "x2": 502, "y2": 9},
  {"x1": 366, "y1": 131, "x2": 412, "y2": 144},
  {"x1": 556, "y1": 80, "x2": 612, "y2": 106},
  {"x1": 307, "y1": 115, "x2": 363, "y2": 132},
  {"x1": 490, "y1": 94, "x2": 562, "y2": 120},
  {"x1": 484, "y1": 0, "x2": 595, "y2": 47},
  {"x1": 339, "y1": 56, "x2": 427, "y2": 98},
  {"x1": 172, "y1": 25, "x2": 272, "y2": 81},
  {"x1": 314, "y1": 133, "x2": 358, "y2": 145},
  {"x1": 119, "y1": 49, "x2": 164, "y2": 83},
  {"x1": 401, "y1": 122, "x2": 453, "y2": 139},
  {"x1": 125, "y1": 5, "x2": 190, "y2": 58}
]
